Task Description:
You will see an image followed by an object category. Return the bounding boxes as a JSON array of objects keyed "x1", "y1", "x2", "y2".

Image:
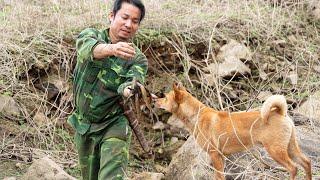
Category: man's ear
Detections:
[{"x1": 108, "y1": 12, "x2": 114, "y2": 23}]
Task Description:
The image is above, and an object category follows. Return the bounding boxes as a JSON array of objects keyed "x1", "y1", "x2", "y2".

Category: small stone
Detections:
[
  {"x1": 157, "y1": 148, "x2": 164, "y2": 154},
  {"x1": 313, "y1": 65, "x2": 320, "y2": 73},
  {"x1": 22, "y1": 156, "x2": 76, "y2": 180},
  {"x1": 259, "y1": 70, "x2": 268, "y2": 80},
  {"x1": 170, "y1": 137, "x2": 179, "y2": 144},
  {"x1": 33, "y1": 111, "x2": 48, "y2": 127},
  {"x1": 287, "y1": 72, "x2": 298, "y2": 85},
  {"x1": 203, "y1": 56, "x2": 251, "y2": 83},
  {"x1": 309, "y1": 0, "x2": 320, "y2": 20},
  {"x1": 15, "y1": 162, "x2": 23, "y2": 169},
  {"x1": 154, "y1": 164, "x2": 167, "y2": 173},
  {"x1": 152, "y1": 121, "x2": 165, "y2": 130},
  {"x1": 295, "y1": 91, "x2": 320, "y2": 122},
  {"x1": 0, "y1": 95, "x2": 21, "y2": 117},
  {"x1": 216, "y1": 39, "x2": 252, "y2": 61},
  {"x1": 257, "y1": 91, "x2": 272, "y2": 101}
]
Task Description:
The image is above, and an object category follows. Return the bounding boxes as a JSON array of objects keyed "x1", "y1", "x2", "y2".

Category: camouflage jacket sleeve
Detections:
[
  {"x1": 117, "y1": 47, "x2": 148, "y2": 95},
  {"x1": 76, "y1": 28, "x2": 106, "y2": 63}
]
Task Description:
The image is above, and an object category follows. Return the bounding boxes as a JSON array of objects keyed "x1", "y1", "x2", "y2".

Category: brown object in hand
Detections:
[
  {"x1": 120, "y1": 97, "x2": 150, "y2": 153},
  {"x1": 119, "y1": 79, "x2": 155, "y2": 153}
]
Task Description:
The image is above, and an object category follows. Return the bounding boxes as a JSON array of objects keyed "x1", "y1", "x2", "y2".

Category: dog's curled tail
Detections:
[{"x1": 260, "y1": 95, "x2": 287, "y2": 124}]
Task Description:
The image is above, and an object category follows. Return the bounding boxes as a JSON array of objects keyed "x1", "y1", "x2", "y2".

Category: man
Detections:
[{"x1": 68, "y1": 0, "x2": 147, "y2": 179}]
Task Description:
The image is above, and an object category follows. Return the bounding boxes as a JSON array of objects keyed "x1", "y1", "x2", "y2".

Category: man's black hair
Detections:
[{"x1": 112, "y1": 0, "x2": 145, "y2": 22}]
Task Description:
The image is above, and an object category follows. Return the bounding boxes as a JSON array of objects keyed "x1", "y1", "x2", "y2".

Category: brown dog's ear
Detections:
[
  {"x1": 173, "y1": 83, "x2": 183, "y2": 103},
  {"x1": 173, "y1": 82, "x2": 179, "y2": 91},
  {"x1": 173, "y1": 82, "x2": 185, "y2": 91},
  {"x1": 174, "y1": 90, "x2": 183, "y2": 103}
]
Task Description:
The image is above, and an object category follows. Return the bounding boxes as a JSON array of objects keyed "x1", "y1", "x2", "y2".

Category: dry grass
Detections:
[{"x1": 0, "y1": 0, "x2": 319, "y2": 178}]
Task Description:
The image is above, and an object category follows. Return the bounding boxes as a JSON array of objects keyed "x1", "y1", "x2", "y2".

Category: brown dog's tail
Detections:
[{"x1": 260, "y1": 95, "x2": 287, "y2": 124}]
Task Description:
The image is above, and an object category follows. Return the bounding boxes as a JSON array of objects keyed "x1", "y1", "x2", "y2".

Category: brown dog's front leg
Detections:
[{"x1": 210, "y1": 151, "x2": 225, "y2": 180}]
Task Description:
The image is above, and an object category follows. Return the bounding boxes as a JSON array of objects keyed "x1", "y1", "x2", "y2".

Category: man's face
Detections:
[{"x1": 109, "y1": 2, "x2": 141, "y2": 42}]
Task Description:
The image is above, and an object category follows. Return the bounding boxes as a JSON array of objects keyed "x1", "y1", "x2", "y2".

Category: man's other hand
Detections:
[{"x1": 111, "y1": 42, "x2": 135, "y2": 60}]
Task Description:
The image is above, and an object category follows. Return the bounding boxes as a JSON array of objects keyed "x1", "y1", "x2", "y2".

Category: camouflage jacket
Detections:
[{"x1": 68, "y1": 28, "x2": 148, "y2": 135}]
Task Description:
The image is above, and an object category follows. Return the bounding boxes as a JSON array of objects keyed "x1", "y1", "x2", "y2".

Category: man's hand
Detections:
[
  {"x1": 110, "y1": 42, "x2": 136, "y2": 60},
  {"x1": 93, "y1": 42, "x2": 136, "y2": 60}
]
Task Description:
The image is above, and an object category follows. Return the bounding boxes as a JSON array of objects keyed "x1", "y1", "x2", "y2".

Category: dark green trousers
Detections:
[{"x1": 75, "y1": 115, "x2": 132, "y2": 180}]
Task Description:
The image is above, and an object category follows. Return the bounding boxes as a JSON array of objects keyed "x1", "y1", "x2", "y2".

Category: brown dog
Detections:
[{"x1": 155, "y1": 83, "x2": 311, "y2": 180}]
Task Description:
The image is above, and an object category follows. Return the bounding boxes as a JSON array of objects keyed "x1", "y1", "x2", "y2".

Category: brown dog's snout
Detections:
[
  {"x1": 153, "y1": 95, "x2": 163, "y2": 108},
  {"x1": 150, "y1": 93, "x2": 159, "y2": 106}
]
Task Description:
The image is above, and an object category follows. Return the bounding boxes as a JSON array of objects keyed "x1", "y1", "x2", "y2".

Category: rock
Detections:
[
  {"x1": 257, "y1": 91, "x2": 272, "y2": 101},
  {"x1": 22, "y1": 156, "x2": 76, "y2": 180},
  {"x1": 296, "y1": 126, "x2": 320, "y2": 160},
  {"x1": 165, "y1": 136, "x2": 214, "y2": 180},
  {"x1": 132, "y1": 172, "x2": 165, "y2": 180},
  {"x1": 313, "y1": 65, "x2": 320, "y2": 73},
  {"x1": 202, "y1": 39, "x2": 252, "y2": 83},
  {"x1": 286, "y1": 72, "x2": 298, "y2": 85},
  {"x1": 152, "y1": 121, "x2": 166, "y2": 130},
  {"x1": 290, "y1": 111, "x2": 320, "y2": 128},
  {"x1": 259, "y1": 69, "x2": 268, "y2": 80},
  {"x1": 281, "y1": 71, "x2": 298, "y2": 85},
  {"x1": 308, "y1": 0, "x2": 320, "y2": 20},
  {"x1": 170, "y1": 137, "x2": 179, "y2": 145},
  {"x1": 154, "y1": 164, "x2": 167, "y2": 174},
  {"x1": 295, "y1": 91, "x2": 320, "y2": 123},
  {"x1": 312, "y1": 8, "x2": 320, "y2": 20},
  {"x1": 33, "y1": 111, "x2": 49, "y2": 127},
  {"x1": 47, "y1": 74, "x2": 69, "y2": 93},
  {"x1": 34, "y1": 82, "x2": 60, "y2": 100},
  {"x1": 15, "y1": 162, "x2": 23, "y2": 169},
  {"x1": 216, "y1": 39, "x2": 252, "y2": 61},
  {"x1": 203, "y1": 56, "x2": 251, "y2": 83},
  {"x1": 0, "y1": 95, "x2": 21, "y2": 117},
  {"x1": 157, "y1": 148, "x2": 164, "y2": 154}
]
